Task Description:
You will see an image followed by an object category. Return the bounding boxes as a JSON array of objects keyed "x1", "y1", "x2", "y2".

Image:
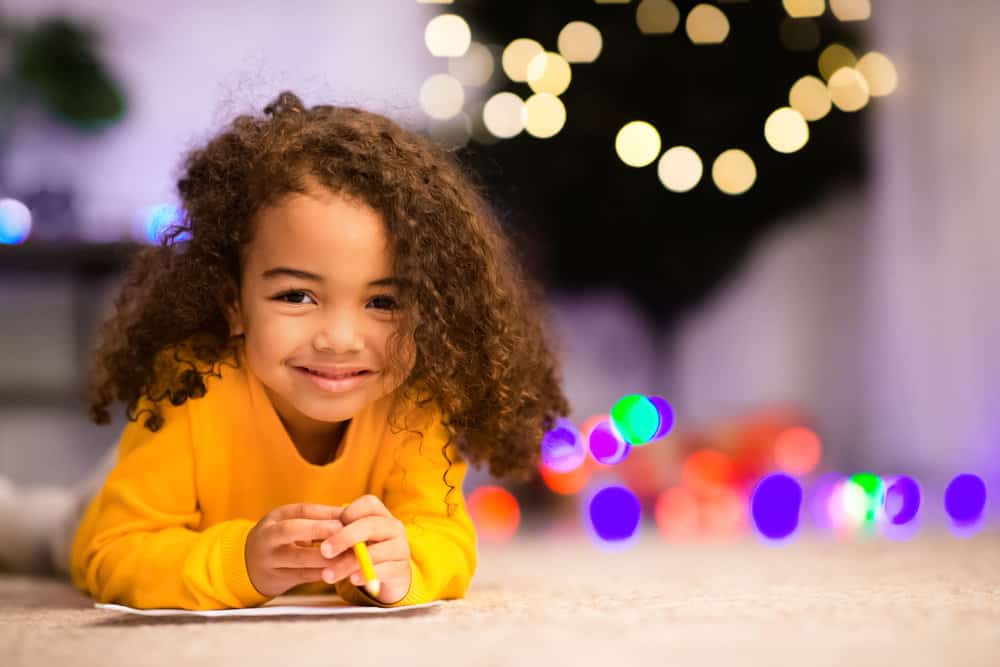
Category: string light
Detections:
[
  {"x1": 526, "y1": 51, "x2": 572, "y2": 96},
  {"x1": 524, "y1": 93, "x2": 566, "y2": 138},
  {"x1": 615, "y1": 121, "x2": 662, "y2": 167},
  {"x1": 782, "y1": 0, "x2": 825, "y2": 18},
  {"x1": 712, "y1": 149, "x2": 757, "y2": 195},
  {"x1": 830, "y1": 0, "x2": 871, "y2": 21},
  {"x1": 448, "y1": 41, "x2": 494, "y2": 86},
  {"x1": 636, "y1": 0, "x2": 680, "y2": 35},
  {"x1": 818, "y1": 43, "x2": 857, "y2": 81},
  {"x1": 502, "y1": 38, "x2": 544, "y2": 82},
  {"x1": 828, "y1": 67, "x2": 870, "y2": 112},
  {"x1": 419, "y1": 73, "x2": 464, "y2": 120},
  {"x1": 857, "y1": 51, "x2": 899, "y2": 96},
  {"x1": 482, "y1": 91, "x2": 526, "y2": 138},
  {"x1": 764, "y1": 107, "x2": 810, "y2": 153},
  {"x1": 657, "y1": 146, "x2": 703, "y2": 192},
  {"x1": 686, "y1": 4, "x2": 730, "y2": 44},
  {"x1": 424, "y1": 14, "x2": 471, "y2": 57},
  {"x1": 558, "y1": 21, "x2": 603, "y2": 63},
  {"x1": 789, "y1": 75, "x2": 832, "y2": 121}
]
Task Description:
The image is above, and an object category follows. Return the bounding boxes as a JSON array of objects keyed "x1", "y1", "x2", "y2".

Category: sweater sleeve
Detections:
[
  {"x1": 70, "y1": 400, "x2": 268, "y2": 610},
  {"x1": 336, "y1": 402, "x2": 478, "y2": 607}
]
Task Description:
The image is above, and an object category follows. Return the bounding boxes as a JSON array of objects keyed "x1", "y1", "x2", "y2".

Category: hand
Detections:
[
  {"x1": 319, "y1": 495, "x2": 411, "y2": 604},
  {"x1": 245, "y1": 503, "x2": 344, "y2": 597}
]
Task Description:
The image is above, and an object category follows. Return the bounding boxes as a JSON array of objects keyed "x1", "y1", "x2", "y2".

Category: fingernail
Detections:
[
  {"x1": 322, "y1": 569, "x2": 334, "y2": 584},
  {"x1": 321, "y1": 544, "x2": 333, "y2": 558}
]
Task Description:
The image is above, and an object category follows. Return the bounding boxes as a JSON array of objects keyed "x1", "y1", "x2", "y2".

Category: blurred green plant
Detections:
[{"x1": 0, "y1": 16, "x2": 126, "y2": 133}]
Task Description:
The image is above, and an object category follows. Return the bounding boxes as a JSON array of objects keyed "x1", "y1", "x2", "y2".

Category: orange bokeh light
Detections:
[
  {"x1": 681, "y1": 449, "x2": 736, "y2": 497},
  {"x1": 655, "y1": 487, "x2": 699, "y2": 540},
  {"x1": 467, "y1": 485, "x2": 521, "y2": 543},
  {"x1": 539, "y1": 460, "x2": 592, "y2": 495},
  {"x1": 773, "y1": 426, "x2": 822, "y2": 476}
]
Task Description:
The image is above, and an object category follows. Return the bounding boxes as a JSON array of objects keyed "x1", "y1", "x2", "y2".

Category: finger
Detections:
[
  {"x1": 276, "y1": 567, "x2": 328, "y2": 585},
  {"x1": 272, "y1": 544, "x2": 332, "y2": 569},
  {"x1": 272, "y1": 518, "x2": 342, "y2": 546},
  {"x1": 271, "y1": 503, "x2": 344, "y2": 521},
  {"x1": 348, "y1": 559, "x2": 410, "y2": 588},
  {"x1": 341, "y1": 495, "x2": 392, "y2": 524},
  {"x1": 320, "y1": 539, "x2": 409, "y2": 582},
  {"x1": 320, "y1": 516, "x2": 402, "y2": 559}
]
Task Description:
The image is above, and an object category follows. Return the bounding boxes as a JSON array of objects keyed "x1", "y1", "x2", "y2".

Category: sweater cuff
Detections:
[
  {"x1": 336, "y1": 560, "x2": 429, "y2": 607},
  {"x1": 219, "y1": 519, "x2": 270, "y2": 608}
]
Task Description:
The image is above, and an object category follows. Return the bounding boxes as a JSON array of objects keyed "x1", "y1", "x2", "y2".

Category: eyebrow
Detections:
[{"x1": 260, "y1": 267, "x2": 403, "y2": 287}]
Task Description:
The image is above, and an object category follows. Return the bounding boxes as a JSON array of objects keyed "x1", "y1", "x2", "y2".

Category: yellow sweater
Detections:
[{"x1": 70, "y1": 354, "x2": 477, "y2": 610}]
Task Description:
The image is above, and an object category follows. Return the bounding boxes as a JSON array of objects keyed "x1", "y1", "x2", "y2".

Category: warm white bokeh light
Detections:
[
  {"x1": 502, "y1": 38, "x2": 544, "y2": 82},
  {"x1": 424, "y1": 14, "x2": 471, "y2": 58},
  {"x1": 782, "y1": 0, "x2": 825, "y2": 18},
  {"x1": 828, "y1": 67, "x2": 870, "y2": 111},
  {"x1": 418, "y1": 73, "x2": 465, "y2": 120},
  {"x1": 830, "y1": 0, "x2": 871, "y2": 21},
  {"x1": 482, "y1": 92, "x2": 526, "y2": 139},
  {"x1": 636, "y1": 0, "x2": 681, "y2": 35},
  {"x1": 818, "y1": 43, "x2": 857, "y2": 81},
  {"x1": 764, "y1": 107, "x2": 810, "y2": 153},
  {"x1": 712, "y1": 149, "x2": 757, "y2": 195},
  {"x1": 524, "y1": 93, "x2": 566, "y2": 139},
  {"x1": 686, "y1": 4, "x2": 730, "y2": 44},
  {"x1": 428, "y1": 113, "x2": 472, "y2": 150},
  {"x1": 789, "y1": 75, "x2": 832, "y2": 120},
  {"x1": 615, "y1": 121, "x2": 662, "y2": 168},
  {"x1": 526, "y1": 51, "x2": 572, "y2": 96},
  {"x1": 857, "y1": 51, "x2": 899, "y2": 96},
  {"x1": 558, "y1": 21, "x2": 603, "y2": 63},
  {"x1": 448, "y1": 41, "x2": 494, "y2": 86},
  {"x1": 657, "y1": 146, "x2": 703, "y2": 192}
]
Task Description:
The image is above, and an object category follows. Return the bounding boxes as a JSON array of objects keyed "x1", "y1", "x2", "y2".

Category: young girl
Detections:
[{"x1": 0, "y1": 91, "x2": 569, "y2": 609}]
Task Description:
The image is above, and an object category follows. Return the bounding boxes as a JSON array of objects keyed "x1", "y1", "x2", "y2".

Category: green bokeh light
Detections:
[
  {"x1": 849, "y1": 472, "x2": 885, "y2": 525},
  {"x1": 610, "y1": 394, "x2": 659, "y2": 446}
]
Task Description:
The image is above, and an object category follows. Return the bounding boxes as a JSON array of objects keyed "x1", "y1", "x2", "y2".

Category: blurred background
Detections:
[{"x1": 0, "y1": 0, "x2": 997, "y2": 546}]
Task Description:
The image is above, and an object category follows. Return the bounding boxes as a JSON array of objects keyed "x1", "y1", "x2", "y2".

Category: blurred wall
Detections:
[
  {"x1": 667, "y1": 0, "x2": 1000, "y2": 485},
  {"x1": 2, "y1": 0, "x2": 438, "y2": 239}
]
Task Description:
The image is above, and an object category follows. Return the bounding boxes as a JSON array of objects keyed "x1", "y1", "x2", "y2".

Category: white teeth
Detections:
[{"x1": 306, "y1": 368, "x2": 364, "y2": 380}]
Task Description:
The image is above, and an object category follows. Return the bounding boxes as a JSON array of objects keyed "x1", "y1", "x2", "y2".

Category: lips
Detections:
[{"x1": 299, "y1": 367, "x2": 371, "y2": 380}]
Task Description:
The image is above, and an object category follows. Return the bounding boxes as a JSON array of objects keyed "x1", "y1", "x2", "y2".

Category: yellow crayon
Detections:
[{"x1": 353, "y1": 541, "x2": 380, "y2": 597}]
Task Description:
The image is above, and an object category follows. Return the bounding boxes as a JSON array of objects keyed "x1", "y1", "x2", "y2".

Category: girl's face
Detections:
[{"x1": 228, "y1": 182, "x2": 414, "y2": 443}]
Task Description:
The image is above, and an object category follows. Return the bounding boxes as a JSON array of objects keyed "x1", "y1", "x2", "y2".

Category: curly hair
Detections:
[{"x1": 87, "y1": 91, "x2": 570, "y2": 480}]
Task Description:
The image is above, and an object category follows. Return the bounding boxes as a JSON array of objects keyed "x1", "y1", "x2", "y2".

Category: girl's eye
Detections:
[
  {"x1": 273, "y1": 290, "x2": 316, "y2": 305},
  {"x1": 368, "y1": 295, "x2": 398, "y2": 311}
]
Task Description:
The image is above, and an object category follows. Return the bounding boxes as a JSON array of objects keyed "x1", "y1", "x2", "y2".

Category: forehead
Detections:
[{"x1": 248, "y1": 187, "x2": 391, "y2": 279}]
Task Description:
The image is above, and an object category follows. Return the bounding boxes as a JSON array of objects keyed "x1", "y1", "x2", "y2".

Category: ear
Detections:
[{"x1": 225, "y1": 300, "x2": 245, "y2": 337}]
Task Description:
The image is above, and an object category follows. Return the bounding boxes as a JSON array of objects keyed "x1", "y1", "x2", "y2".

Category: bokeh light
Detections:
[
  {"x1": 557, "y1": 21, "x2": 603, "y2": 63},
  {"x1": 849, "y1": 472, "x2": 885, "y2": 525},
  {"x1": 702, "y1": 487, "x2": 748, "y2": 539},
  {"x1": 588, "y1": 420, "x2": 631, "y2": 465},
  {"x1": 610, "y1": 394, "x2": 660, "y2": 445},
  {"x1": 138, "y1": 203, "x2": 185, "y2": 244},
  {"x1": 467, "y1": 486, "x2": 520, "y2": 543},
  {"x1": 809, "y1": 472, "x2": 845, "y2": 531},
  {"x1": 712, "y1": 149, "x2": 757, "y2": 195},
  {"x1": 883, "y1": 475, "x2": 921, "y2": 525},
  {"x1": 773, "y1": 426, "x2": 822, "y2": 476},
  {"x1": 0, "y1": 198, "x2": 33, "y2": 245},
  {"x1": 830, "y1": 0, "x2": 871, "y2": 21},
  {"x1": 857, "y1": 51, "x2": 899, "y2": 96},
  {"x1": 523, "y1": 93, "x2": 566, "y2": 138},
  {"x1": 501, "y1": 38, "x2": 544, "y2": 82},
  {"x1": 646, "y1": 395, "x2": 675, "y2": 440},
  {"x1": 764, "y1": 107, "x2": 810, "y2": 154},
  {"x1": 615, "y1": 121, "x2": 662, "y2": 168},
  {"x1": 526, "y1": 51, "x2": 572, "y2": 96},
  {"x1": 751, "y1": 473, "x2": 803, "y2": 542},
  {"x1": 818, "y1": 44, "x2": 857, "y2": 81},
  {"x1": 418, "y1": 73, "x2": 465, "y2": 120},
  {"x1": 482, "y1": 91, "x2": 526, "y2": 139},
  {"x1": 782, "y1": 0, "x2": 825, "y2": 18},
  {"x1": 424, "y1": 14, "x2": 471, "y2": 58},
  {"x1": 831, "y1": 477, "x2": 870, "y2": 532},
  {"x1": 944, "y1": 473, "x2": 987, "y2": 528},
  {"x1": 682, "y1": 450, "x2": 736, "y2": 497},
  {"x1": 428, "y1": 113, "x2": 472, "y2": 150},
  {"x1": 540, "y1": 417, "x2": 586, "y2": 473},
  {"x1": 779, "y1": 18, "x2": 820, "y2": 52},
  {"x1": 655, "y1": 487, "x2": 699, "y2": 540},
  {"x1": 789, "y1": 75, "x2": 832, "y2": 121},
  {"x1": 540, "y1": 461, "x2": 591, "y2": 495},
  {"x1": 636, "y1": 0, "x2": 680, "y2": 35},
  {"x1": 657, "y1": 146, "x2": 703, "y2": 193},
  {"x1": 828, "y1": 67, "x2": 870, "y2": 112},
  {"x1": 587, "y1": 485, "x2": 642, "y2": 544},
  {"x1": 685, "y1": 4, "x2": 730, "y2": 45},
  {"x1": 448, "y1": 41, "x2": 494, "y2": 86}
]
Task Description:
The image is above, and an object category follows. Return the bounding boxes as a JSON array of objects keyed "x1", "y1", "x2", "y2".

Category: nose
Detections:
[{"x1": 312, "y1": 309, "x2": 364, "y2": 354}]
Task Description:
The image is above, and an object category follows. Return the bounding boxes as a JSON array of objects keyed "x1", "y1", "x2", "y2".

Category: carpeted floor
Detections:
[{"x1": 2, "y1": 531, "x2": 998, "y2": 666}]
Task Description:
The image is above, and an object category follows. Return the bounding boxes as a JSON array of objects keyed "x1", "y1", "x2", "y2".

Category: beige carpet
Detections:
[{"x1": 2, "y1": 531, "x2": 999, "y2": 666}]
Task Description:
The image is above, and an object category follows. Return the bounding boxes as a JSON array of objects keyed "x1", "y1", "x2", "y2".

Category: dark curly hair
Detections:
[{"x1": 86, "y1": 91, "x2": 569, "y2": 480}]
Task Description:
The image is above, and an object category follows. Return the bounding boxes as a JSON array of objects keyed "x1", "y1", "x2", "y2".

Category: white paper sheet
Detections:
[{"x1": 95, "y1": 595, "x2": 442, "y2": 617}]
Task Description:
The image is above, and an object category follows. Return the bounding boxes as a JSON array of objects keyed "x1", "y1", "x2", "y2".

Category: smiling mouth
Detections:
[{"x1": 299, "y1": 368, "x2": 372, "y2": 380}]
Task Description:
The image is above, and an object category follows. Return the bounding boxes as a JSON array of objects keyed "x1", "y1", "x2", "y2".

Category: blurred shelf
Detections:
[{"x1": 0, "y1": 240, "x2": 141, "y2": 273}]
